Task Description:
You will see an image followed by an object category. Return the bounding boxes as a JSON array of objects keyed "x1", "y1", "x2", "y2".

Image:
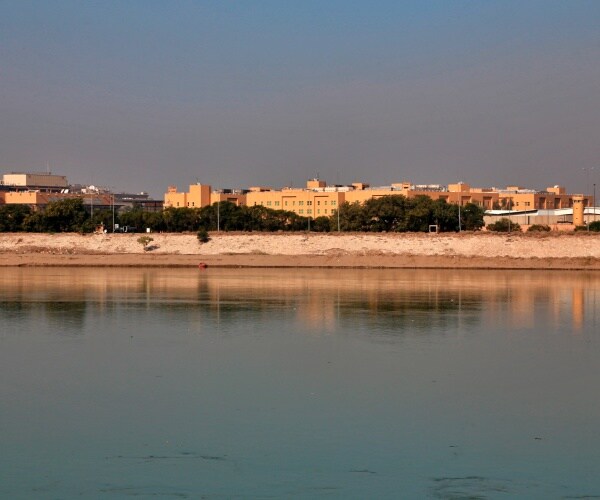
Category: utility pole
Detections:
[{"x1": 594, "y1": 182, "x2": 597, "y2": 223}]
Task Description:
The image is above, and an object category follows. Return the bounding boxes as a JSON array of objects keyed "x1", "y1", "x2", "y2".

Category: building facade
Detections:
[{"x1": 163, "y1": 179, "x2": 593, "y2": 218}]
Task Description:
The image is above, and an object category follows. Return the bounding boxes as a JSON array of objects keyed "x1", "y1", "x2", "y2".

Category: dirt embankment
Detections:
[{"x1": 1, "y1": 232, "x2": 599, "y2": 269}]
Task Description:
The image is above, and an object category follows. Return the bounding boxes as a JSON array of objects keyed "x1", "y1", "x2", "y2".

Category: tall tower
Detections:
[{"x1": 572, "y1": 195, "x2": 585, "y2": 226}]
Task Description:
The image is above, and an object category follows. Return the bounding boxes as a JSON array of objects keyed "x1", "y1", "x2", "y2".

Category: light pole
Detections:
[
  {"x1": 337, "y1": 203, "x2": 340, "y2": 232},
  {"x1": 112, "y1": 193, "x2": 115, "y2": 233},
  {"x1": 217, "y1": 198, "x2": 220, "y2": 232},
  {"x1": 583, "y1": 167, "x2": 595, "y2": 225},
  {"x1": 594, "y1": 182, "x2": 597, "y2": 223}
]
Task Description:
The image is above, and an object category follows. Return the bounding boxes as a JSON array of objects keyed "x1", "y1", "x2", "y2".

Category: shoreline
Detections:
[
  {"x1": 1, "y1": 232, "x2": 600, "y2": 270},
  {"x1": 2, "y1": 253, "x2": 600, "y2": 270}
]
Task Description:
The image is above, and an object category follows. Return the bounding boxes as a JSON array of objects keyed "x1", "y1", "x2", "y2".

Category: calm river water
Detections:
[{"x1": 1, "y1": 268, "x2": 600, "y2": 499}]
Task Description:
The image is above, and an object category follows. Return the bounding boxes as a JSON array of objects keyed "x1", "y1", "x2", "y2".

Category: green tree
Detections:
[
  {"x1": 337, "y1": 202, "x2": 368, "y2": 231},
  {"x1": 43, "y1": 198, "x2": 89, "y2": 232},
  {"x1": 460, "y1": 203, "x2": 485, "y2": 231},
  {"x1": 0, "y1": 205, "x2": 32, "y2": 232},
  {"x1": 312, "y1": 216, "x2": 331, "y2": 232}
]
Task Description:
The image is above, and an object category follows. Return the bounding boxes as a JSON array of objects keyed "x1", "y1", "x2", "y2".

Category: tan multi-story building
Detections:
[
  {"x1": 164, "y1": 179, "x2": 591, "y2": 217},
  {"x1": 245, "y1": 183, "x2": 343, "y2": 217},
  {"x1": 164, "y1": 184, "x2": 245, "y2": 208},
  {"x1": 343, "y1": 181, "x2": 499, "y2": 209},
  {"x1": 497, "y1": 185, "x2": 591, "y2": 210}
]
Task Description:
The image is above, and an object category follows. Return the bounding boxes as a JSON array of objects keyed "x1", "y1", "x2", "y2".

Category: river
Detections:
[{"x1": 1, "y1": 268, "x2": 599, "y2": 498}]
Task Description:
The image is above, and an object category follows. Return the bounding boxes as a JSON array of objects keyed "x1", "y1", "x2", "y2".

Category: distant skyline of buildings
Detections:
[{"x1": 1, "y1": 170, "x2": 596, "y2": 214}]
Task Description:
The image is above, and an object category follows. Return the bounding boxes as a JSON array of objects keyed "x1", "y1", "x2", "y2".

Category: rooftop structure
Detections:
[{"x1": 1, "y1": 172, "x2": 68, "y2": 189}]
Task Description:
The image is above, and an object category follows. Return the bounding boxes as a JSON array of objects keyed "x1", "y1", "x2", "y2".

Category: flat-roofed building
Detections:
[
  {"x1": 163, "y1": 179, "x2": 591, "y2": 218},
  {"x1": 497, "y1": 186, "x2": 591, "y2": 210},
  {"x1": 164, "y1": 184, "x2": 246, "y2": 208},
  {"x1": 2, "y1": 172, "x2": 68, "y2": 189},
  {"x1": 246, "y1": 182, "x2": 343, "y2": 217},
  {"x1": 4, "y1": 191, "x2": 113, "y2": 211}
]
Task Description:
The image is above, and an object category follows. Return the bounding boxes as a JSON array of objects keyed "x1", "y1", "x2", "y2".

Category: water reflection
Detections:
[
  {"x1": 0, "y1": 268, "x2": 598, "y2": 335},
  {"x1": 2, "y1": 267, "x2": 600, "y2": 498}
]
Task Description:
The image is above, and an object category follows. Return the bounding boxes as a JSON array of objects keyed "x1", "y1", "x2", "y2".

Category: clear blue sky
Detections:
[{"x1": 1, "y1": 0, "x2": 599, "y2": 196}]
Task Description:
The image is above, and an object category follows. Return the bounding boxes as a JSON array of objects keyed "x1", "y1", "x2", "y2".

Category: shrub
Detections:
[
  {"x1": 197, "y1": 228, "x2": 210, "y2": 243},
  {"x1": 527, "y1": 224, "x2": 551, "y2": 232},
  {"x1": 588, "y1": 221, "x2": 600, "y2": 232},
  {"x1": 486, "y1": 218, "x2": 521, "y2": 232},
  {"x1": 137, "y1": 235, "x2": 154, "y2": 250}
]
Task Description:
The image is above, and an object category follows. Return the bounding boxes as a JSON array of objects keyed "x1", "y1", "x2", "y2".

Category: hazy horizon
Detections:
[{"x1": 2, "y1": 1, "x2": 599, "y2": 198}]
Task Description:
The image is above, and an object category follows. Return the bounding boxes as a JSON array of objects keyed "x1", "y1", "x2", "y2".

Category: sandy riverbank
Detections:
[{"x1": 1, "y1": 232, "x2": 600, "y2": 269}]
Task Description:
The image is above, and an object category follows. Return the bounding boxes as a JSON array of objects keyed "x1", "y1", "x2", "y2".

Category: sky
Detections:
[{"x1": 1, "y1": 0, "x2": 599, "y2": 197}]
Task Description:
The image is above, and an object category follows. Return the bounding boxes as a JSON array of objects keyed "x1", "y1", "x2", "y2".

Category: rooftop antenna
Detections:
[{"x1": 46, "y1": 161, "x2": 51, "y2": 175}]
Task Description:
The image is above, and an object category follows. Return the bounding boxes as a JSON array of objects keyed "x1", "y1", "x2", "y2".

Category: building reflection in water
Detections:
[{"x1": 0, "y1": 268, "x2": 599, "y2": 335}]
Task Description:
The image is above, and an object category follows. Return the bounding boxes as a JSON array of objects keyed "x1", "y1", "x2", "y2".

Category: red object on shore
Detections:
[{"x1": 198, "y1": 262, "x2": 208, "y2": 269}]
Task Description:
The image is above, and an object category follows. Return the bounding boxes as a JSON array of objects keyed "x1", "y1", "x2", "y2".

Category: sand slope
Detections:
[{"x1": 1, "y1": 232, "x2": 599, "y2": 269}]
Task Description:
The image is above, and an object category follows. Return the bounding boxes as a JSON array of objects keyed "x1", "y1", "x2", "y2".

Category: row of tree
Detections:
[{"x1": 0, "y1": 195, "x2": 485, "y2": 233}]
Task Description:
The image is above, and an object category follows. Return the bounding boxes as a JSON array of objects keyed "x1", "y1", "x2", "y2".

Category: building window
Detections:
[
  {"x1": 275, "y1": 201, "x2": 280, "y2": 206},
  {"x1": 307, "y1": 201, "x2": 312, "y2": 206},
  {"x1": 299, "y1": 201, "x2": 304, "y2": 206},
  {"x1": 331, "y1": 200, "x2": 336, "y2": 206},
  {"x1": 317, "y1": 209, "x2": 320, "y2": 214},
  {"x1": 285, "y1": 201, "x2": 288, "y2": 206},
  {"x1": 299, "y1": 209, "x2": 304, "y2": 214},
  {"x1": 324, "y1": 209, "x2": 328, "y2": 214},
  {"x1": 324, "y1": 201, "x2": 328, "y2": 205},
  {"x1": 307, "y1": 209, "x2": 312, "y2": 214},
  {"x1": 267, "y1": 201, "x2": 272, "y2": 206},
  {"x1": 317, "y1": 200, "x2": 321, "y2": 205}
]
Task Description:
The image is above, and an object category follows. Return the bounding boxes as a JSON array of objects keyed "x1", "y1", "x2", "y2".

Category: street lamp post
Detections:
[
  {"x1": 583, "y1": 167, "x2": 595, "y2": 226},
  {"x1": 594, "y1": 182, "x2": 597, "y2": 223}
]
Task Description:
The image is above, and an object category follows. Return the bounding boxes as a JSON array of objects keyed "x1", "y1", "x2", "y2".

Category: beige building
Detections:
[
  {"x1": 164, "y1": 184, "x2": 245, "y2": 209},
  {"x1": 4, "y1": 191, "x2": 113, "y2": 210},
  {"x1": 246, "y1": 182, "x2": 343, "y2": 217},
  {"x1": 163, "y1": 179, "x2": 591, "y2": 218},
  {"x1": 2, "y1": 173, "x2": 68, "y2": 189},
  {"x1": 497, "y1": 185, "x2": 591, "y2": 210}
]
